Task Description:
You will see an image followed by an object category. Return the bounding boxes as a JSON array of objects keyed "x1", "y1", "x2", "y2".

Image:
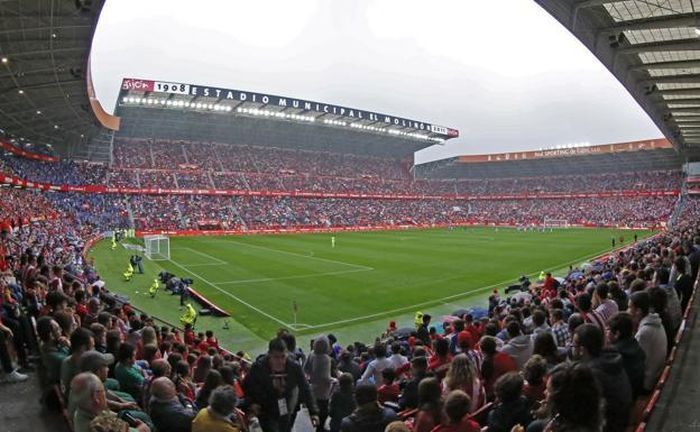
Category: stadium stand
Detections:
[
  {"x1": 1, "y1": 1, "x2": 700, "y2": 431},
  {"x1": 1, "y1": 181, "x2": 699, "y2": 432}
]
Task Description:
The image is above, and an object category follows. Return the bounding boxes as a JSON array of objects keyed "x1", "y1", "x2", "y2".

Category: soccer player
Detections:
[{"x1": 331, "y1": 236, "x2": 336, "y2": 248}]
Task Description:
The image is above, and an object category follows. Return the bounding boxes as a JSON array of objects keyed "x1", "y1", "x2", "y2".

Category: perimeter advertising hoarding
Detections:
[
  {"x1": 120, "y1": 78, "x2": 459, "y2": 139},
  {"x1": 456, "y1": 139, "x2": 672, "y2": 163}
]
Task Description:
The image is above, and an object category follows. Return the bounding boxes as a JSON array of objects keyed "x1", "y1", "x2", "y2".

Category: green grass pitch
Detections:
[{"x1": 89, "y1": 227, "x2": 652, "y2": 352}]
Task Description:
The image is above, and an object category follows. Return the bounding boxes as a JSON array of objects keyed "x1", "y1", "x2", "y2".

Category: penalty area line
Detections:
[
  {"x1": 216, "y1": 239, "x2": 374, "y2": 271},
  {"x1": 165, "y1": 258, "x2": 293, "y2": 329},
  {"x1": 181, "y1": 247, "x2": 228, "y2": 265},
  {"x1": 214, "y1": 268, "x2": 373, "y2": 285}
]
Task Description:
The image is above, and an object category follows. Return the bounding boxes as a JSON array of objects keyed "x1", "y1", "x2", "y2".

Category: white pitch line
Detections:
[
  {"x1": 183, "y1": 263, "x2": 228, "y2": 268},
  {"x1": 218, "y1": 239, "x2": 374, "y2": 271},
  {"x1": 182, "y1": 247, "x2": 228, "y2": 265},
  {"x1": 215, "y1": 268, "x2": 373, "y2": 285},
  {"x1": 299, "y1": 245, "x2": 616, "y2": 330},
  {"x1": 165, "y1": 258, "x2": 292, "y2": 329}
]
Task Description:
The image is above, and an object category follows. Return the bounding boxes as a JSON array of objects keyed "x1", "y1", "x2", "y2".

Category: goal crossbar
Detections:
[{"x1": 144, "y1": 235, "x2": 170, "y2": 261}]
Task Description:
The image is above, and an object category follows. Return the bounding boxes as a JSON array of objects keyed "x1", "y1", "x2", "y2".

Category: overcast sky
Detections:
[{"x1": 90, "y1": 0, "x2": 662, "y2": 164}]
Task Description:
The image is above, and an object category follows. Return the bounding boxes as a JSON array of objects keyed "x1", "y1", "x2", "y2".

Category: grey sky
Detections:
[{"x1": 90, "y1": 0, "x2": 663, "y2": 164}]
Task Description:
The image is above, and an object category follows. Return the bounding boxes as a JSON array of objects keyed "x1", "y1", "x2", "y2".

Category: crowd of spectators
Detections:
[
  {"x1": 679, "y1": 196, "x2": 700, "y2": 222},
  {"x1": 80, "y1": 195, "x2": 673, "y2": 231},
  {"x1": 0, "y1": 154, "x2": 108, "y2": 186},
  {"x1": 1, "y1": 180, "x2": 698, "y2": 432},
  {"x1": 2, "y1": 141, "x2": 685, "y2": 199}
]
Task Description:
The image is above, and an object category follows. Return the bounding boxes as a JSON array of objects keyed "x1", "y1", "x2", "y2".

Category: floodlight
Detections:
[
  {"x1": 1, "y1": 57, "x2": 7, "y2": 63},
  {"x1": 18, "y1": 89, "x2": 24, "y2": 95},
  {"x1": 696, "y1": 28, "x2": 700, "y2": 36}
]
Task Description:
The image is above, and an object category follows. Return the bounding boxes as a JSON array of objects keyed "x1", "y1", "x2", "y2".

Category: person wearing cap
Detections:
[{"x1": 80, "y1": 350, "x2": 136, "y2": 408}]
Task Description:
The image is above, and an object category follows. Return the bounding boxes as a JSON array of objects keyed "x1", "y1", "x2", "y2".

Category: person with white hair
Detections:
[
  {"x1": 70, "y1": 372, "x2": 150, "y2": 432},
  {"x1": 149, "y1": 376, "x2": 196, "y2": 432}
]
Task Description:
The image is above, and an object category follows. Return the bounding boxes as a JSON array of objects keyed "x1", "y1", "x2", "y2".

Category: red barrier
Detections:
[
  {"x1": 0, "y1": 138, "x2": 59, "y2": 162},
  {"x1": 135, "y1": 221, "x2": 661, "y2": 238},
  {"x1": 0, "y1": 172, "x2": 681, "y2": 201}
]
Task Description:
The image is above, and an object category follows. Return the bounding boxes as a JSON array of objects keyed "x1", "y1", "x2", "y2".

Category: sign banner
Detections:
[
  {"x1": 0, "y1": 172, "x2": 679, "y2": 201},
  {"x1": 457, "y1": 138, "x2": 672, "y2": 163},
  {"x1": 120, "y1": 78, "x2": 459, "y2": 139},
  {"x1": 0, "y1": 138, "x2": 59, "y2": 162}
]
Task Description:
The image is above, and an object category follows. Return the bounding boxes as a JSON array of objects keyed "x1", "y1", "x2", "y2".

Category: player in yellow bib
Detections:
[
  {"x1": 123, "y1": 262, "x2": 134, "y2": 281},
  {"x1": 148, "y1": 278, "x2": 159, "y2": 298},
  {"x1": 180, "y1": 303, "x2": 197, "y2": 328}
]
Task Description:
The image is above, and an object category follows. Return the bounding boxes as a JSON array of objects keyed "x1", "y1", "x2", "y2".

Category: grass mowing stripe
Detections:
[
  {"x1": 181, "y1": 247, "x2": 228, "y2": 265},
  {"x1": 165, "y1": 257, "x2": 293, "y2": 329},
  {"x1": 216, "y1": 239, "x2": 374, "y2": 271},
  {"x1": 215, "y1": 268, "x2": 374, "y2": 285},
  {"x1": 300, "y1": 244, "x2": 616, "y2": 330},
  {"x1": 92, "y1": 227, "x2": 655, "y2": 342}
]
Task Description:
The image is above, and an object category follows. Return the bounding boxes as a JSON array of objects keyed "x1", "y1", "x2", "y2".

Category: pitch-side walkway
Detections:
[
  {"x1": 646, "y1": 293, "x2": 700, "y2": 431},
  {"x1": 0, "y1": 372, "x2": 69, "y2": 432}
]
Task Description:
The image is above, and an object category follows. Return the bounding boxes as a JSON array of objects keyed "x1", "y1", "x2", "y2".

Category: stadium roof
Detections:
[
  {"x1": 416, "y1": 138, "x2": 683, "y2": 178},
  {"x1": 0, "y1": 0, "x2": 105, "y2": 156},
  {"x1": 535, "y1": 0, "x2": 700, "y2": 160},
  {"x1": 104, "y1": 78, "x2": 459, "y2": 158}
]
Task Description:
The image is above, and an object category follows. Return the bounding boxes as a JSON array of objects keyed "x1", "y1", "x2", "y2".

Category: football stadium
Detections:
[{"x1": 0, "y1": 1, "x2": 699, "y2": 432}]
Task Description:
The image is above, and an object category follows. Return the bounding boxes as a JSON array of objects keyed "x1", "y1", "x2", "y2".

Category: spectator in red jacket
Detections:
[
  {"x1": 377, "y1": 367, "x2": 400, "y2": 404},
  {"x1": 479, "y1": 336, "x2": 517, "y2": 401}
]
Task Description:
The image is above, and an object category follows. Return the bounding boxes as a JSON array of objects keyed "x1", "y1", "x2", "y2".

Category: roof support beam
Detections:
[
  {"x1": 670, "y1": 108, "x2": 700, "y2": 113},
  {"x1": 0, "y1": 47, "x2": 86, "y2": 58},
  {"x1": 0, "y1": 24, "x2": 92, "y2": 36},
  {"x1": 658, "y1": 88, "x2": 700, "y2": 96},
  {"x1": 631, "y1": 59, "x2": 700, "y2": 71},
  {"x1": 601, "y1": 14, "x2": 700, "y2": 34},
  {"x1": 666, "y1": 98, "x2": 700, "y2": 105},
  {"x1": 642, "y1": 73, "x2": 700, "y2": 84},
  {"x1": 617, "y1": 39, "x2": 700, "y2": 55}
]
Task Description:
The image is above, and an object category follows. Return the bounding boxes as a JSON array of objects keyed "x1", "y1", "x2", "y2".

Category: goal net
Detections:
[
  {"x1": 144, "y1": 235, "x2": 170, "y2": 261},
  {"x1": 543, "y1": 218, "x2": 570, "y2": 229}
]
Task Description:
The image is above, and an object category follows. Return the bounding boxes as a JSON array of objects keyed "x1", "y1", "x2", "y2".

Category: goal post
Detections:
[
  {"x1": 144, "y1": 235, "x2": 171, "y2": 261},
  {"x1": 543, "y1": 218, "x2": 570, "y2": 230}
]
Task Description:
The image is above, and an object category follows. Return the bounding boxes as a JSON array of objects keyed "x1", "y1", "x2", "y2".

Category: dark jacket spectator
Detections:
[
  {"x1": 487, "y1": 372, "x2": 532, "y2": 432},
  {"x1": 329, "y1": 373, "x2": 356, "y2": 432},
  {"x1": 341, "y1": 384, "x2": 398, "y2": 432},
  {"x1": 398, "y1": 356, "x2": 428, "y2": 410},
  {"x1": 148, "y1": 377, "x2": 196, "y2": 432},
  {"x1": 574, "y1": 324, "x2": 632, "y2": 432},
  {"x1": 242, "y1": 338, "x2": 319, "y2": 432},
  {"x1": 609, "y1": 313, "x2": 646, "y2": 398}
]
